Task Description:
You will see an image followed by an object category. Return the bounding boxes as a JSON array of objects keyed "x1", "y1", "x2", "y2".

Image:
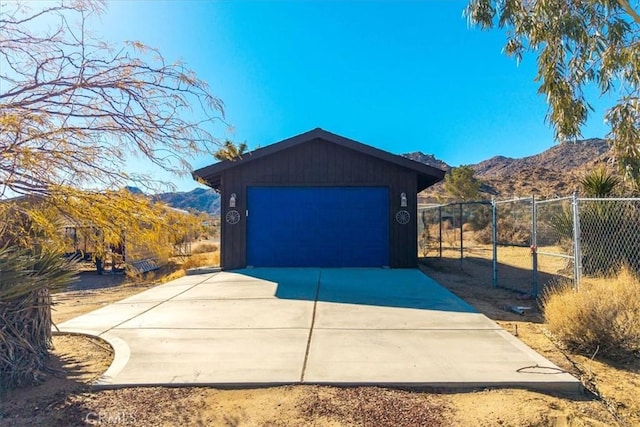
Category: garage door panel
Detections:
[{"x1": 247, "y1": 187, "x2": 389, "y2": 267}]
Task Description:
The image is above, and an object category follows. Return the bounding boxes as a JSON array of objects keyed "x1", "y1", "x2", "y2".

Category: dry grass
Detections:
[
  {"x1": 542, "y1": 267, "x2": 640, "y2": 361},
  {"x1": 127, "y1": 247, "x2": 219, "y2": 287},
  {"x1": 181, "y1": 251, "x2": 219, "y2": 270},
  {"x1": 191, "y1": 242, "x2": 218, "y2": 254}
]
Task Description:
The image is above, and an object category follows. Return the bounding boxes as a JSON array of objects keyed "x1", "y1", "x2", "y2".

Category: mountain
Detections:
[
  {"x1": 155, "y1": 188, "x2": 220, "y2": 215},
  {"x1": 157, "y1": 139, "x2": 614, "y2": 213},
  {"x1": 403, "y1": 152, "x2": 450, "y2": 171},
  {"x1": 472, "y1": 138, "x2": 610, "y2": 178},
  {"x1": 409, "y1": 138, "x2": 616, "y2": 201}
]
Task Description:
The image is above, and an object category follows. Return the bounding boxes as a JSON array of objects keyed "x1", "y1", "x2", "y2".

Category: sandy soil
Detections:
[{"x1": 1, "y1": 259, "x2": 638, "y2": 426}]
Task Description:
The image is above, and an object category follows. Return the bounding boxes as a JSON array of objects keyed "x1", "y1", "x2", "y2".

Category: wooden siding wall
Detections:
[{"x1": 219, "y1": 138, "x2": 419, "y2": 269}]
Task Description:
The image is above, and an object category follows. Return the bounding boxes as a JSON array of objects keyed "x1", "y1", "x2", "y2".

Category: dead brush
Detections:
[
  {"x1": 541, "y1": 266, "x2": 640, "y2": 361},
  {"x1": 191, "y1": 242, "x2": 218, "y2": 254},
  {"x1": 181, "y1": 251, "x2": 219, "y2": 270}
]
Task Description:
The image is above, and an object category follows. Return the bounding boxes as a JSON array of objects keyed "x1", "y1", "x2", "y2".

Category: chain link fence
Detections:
[
  {"x1": 419, "y1": 195, "x2": 640, "y2": 297},
  {"x1": 534, "y1": 197, "x2": 575, "y2": 294},
  {"x1": 418, "y1": 202, "x2": 494, "y2": 287},
  {"x1": 577, "y1": 198, "x2": 640, "y2": 277},
  {"x1": 493, "y1": 197, "x2": 535, "y2": 295}
]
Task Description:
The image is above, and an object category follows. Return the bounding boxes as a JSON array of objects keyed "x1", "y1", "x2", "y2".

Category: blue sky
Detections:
[{"x1": 95, "y1": 0, "x2": 613, "y2": 192}]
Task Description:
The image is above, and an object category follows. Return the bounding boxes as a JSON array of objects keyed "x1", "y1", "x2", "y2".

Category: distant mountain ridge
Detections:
[
  {"x1": 403, "y1": 152, "x2": 450, "y2": 171},
  {"x1": 405, "y1": 138, "x2": 613, "y2": 200},
  {"x1": 155, "y1": 138, "x2": 613, "y2": 213},
  {"x1": 471, "y1": 138, "x2": 609, "y2": 178},
  {"x1": 155, "y1": 187, "x2": 220, "y2": 215}
]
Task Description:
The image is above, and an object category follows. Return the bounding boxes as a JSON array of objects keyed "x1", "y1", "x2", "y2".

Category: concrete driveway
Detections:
[{"x1": 58, "y1": 268, "x2": 579, "y2": 391}]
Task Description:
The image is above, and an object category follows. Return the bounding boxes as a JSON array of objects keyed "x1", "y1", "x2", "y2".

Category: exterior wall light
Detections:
[
  {"x1": 400, "y1": 192, "x2": 407, "y2": 208},
  {"x1": 229, "y1": 193, "x2": 237, "y2": 208}
]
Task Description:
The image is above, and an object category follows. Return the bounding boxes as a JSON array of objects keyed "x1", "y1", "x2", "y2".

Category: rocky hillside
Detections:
[
  {"x1": 472, "y1": 138, "x2": 609, "y2": 177},
  {"x1": 403, "y1": 152, "x2": 450, "y2": 171},
  {"x1": 155, "y1": 187, "x2": 220, "y2": 215},
  {"x1": 411, "y1": 138, "x2": 616, "y2": 201}
]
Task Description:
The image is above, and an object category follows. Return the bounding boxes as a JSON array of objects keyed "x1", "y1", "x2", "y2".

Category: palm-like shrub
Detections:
[
  {"x1": 581, "y1": 166, "x2": 620, "y2": 198},
  {"x1": 0, "y1": 247, "x2": 77, "y2": 391}
]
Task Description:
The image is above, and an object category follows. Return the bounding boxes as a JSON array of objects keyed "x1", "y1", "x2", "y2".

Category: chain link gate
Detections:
[
  {"x1": 420, "y1": 195, "x2": 640, "y2": 297},
  {"x1": 492, "y1": 197, "x2": 535, "y2": 295},
  {"x1": 532, "y1": 196, "x2": 576, "y2": 294},
  {"x1": 418, "y1": 201, "x2": 494, "y2": 287}
]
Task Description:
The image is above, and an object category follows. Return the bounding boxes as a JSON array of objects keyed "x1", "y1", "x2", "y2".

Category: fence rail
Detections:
[{"x1": 419, "y1": 195, "x2": 640, "y2": 297}]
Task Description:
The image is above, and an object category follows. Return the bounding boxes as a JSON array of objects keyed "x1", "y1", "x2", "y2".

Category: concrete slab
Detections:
[
  {"x1": 115, "y1": 298, "x2": 314, "y2": 329},
  {"x1": 97, "y1": 328, "x2": 309, "y2": 386},
  {"x1": 58, "y1": 273, "x2": 216, "y2": 333},
  {"x1": 235, "y1": 268, "x2": 321, "y2": 301},
  {"x1": 317, "y1": 268, "x2": 476, "y2": 312},
  {"x1": 121, "y1": 283, "x2": 196, "y2": 303},
  {"x1": 314, "y1": 302, "x2": 499, "y2": 330},
  {"x1": 57, "y1": 268, "x2": 581, "y2": 392},
  {"x1": 58, "y1": 302, "x2": 159, "y2": 335},
  {"x1": 303, "y1": 329, "x2": 576, "y2": 390},
  {"x1": 171, "y1": 279, "x2": 280, "y2": 300}
]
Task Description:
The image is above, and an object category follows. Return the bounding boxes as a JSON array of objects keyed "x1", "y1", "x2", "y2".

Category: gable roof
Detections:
[{"x1": 193, "y1": 128, "x2": 445, "y2": 191}]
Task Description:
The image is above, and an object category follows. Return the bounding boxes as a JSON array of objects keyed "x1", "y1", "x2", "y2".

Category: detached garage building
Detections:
[{"x1": 193, "y1": 128, "x2": 444, "y2": 270}]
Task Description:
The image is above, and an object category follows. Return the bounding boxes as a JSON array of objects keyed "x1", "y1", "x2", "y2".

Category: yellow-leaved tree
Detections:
[{"x1": 0, "y1": 0, "x2": 223, "y2": 389}]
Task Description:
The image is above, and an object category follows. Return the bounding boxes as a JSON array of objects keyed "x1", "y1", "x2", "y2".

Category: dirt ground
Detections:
[{"x1": 1, "y1": 259, "x2": 638, "y2": 426}]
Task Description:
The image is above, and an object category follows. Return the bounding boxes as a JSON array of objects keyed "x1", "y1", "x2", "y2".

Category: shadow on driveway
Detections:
[{"x1": 235, "y1": 268, "x2": 477, "y2": 313}]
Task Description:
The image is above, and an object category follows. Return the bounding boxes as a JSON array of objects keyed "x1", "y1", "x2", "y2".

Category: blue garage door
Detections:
[{"x1": 247, "y1": 187, "x2": 389, "y2": 267}]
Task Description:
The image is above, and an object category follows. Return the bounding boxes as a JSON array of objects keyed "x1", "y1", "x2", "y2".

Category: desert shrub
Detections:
[
  {"x1": 541, "y1": 267, "x2": 640, "y2": 361},
  {"x1": 418, "y1": 227, "x2": 432, "y2": 257},
  {"x1": 192, "y1": 242, "x2": 218, "y2": 254},
  {"x1": 550, "y1": 201, "x2": 640, "y2": 276},
  {"x1": 0, "y1": 248, "x2": 77, "y2": 391},
  {"x1": 579, "y1": 201, "x2": 640, "y2": 276},
  {"x1": 181, "y1": 251, "x2": 219, "y2": 270},
  {"x1": 496, "y1": 216, "x2": 530, "y2": 245},
  {"x1": 472, "y1": 216, "x2": 529, "y2": 245},
  {"x1": 467, "y1": 205, "x2": 491, "y2": 231},
  {"x1": 473, "y1": 225, "x2": 492, "y2": 244}
]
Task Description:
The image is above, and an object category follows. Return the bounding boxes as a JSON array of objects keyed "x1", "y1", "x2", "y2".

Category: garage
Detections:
[
  {"x1": 193, "y1": 128, "x2": 445, "y2": 270},
  {"x1": 246, "y1": 186, "x2": 389, "y2": 267}
]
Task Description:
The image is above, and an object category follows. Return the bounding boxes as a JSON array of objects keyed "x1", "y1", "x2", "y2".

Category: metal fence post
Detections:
[
  {"x1": 438, "y1": 205, "x2": 442, "y2": 258},
  {"x1": 531, "y1": 194, "x2": 538, "y2": 297},
  {"x1": 572, "y1": 192, "x2": 582, "y2": 290},
  {"x1": 459, "y1": 202, "x2": 464, "y2": 270},
  {"x1": 492, "y1": 197, "x2": 498, "y2": 288}
]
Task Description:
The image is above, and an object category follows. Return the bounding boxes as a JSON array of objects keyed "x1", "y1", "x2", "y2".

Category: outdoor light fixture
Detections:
[
  {"x1": 400, "y1": 192, "x2": 407, "y2": 208},
  {"x1": 229, "y1": 193, "x2": 237, "y2": 208}
]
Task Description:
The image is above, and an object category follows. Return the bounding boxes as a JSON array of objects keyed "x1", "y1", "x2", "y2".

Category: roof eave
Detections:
[{"x1": 192, "y1": 128, "x2": 446, "y2": 191}]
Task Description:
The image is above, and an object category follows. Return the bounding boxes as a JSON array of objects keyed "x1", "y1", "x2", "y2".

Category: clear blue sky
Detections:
[{"x1": 96, "y1": 0, "x2": 613, "y2": 192}]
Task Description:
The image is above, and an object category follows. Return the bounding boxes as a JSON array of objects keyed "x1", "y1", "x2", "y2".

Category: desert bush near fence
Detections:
[
  {"x1": 579, "y1": 201, "x2": 640, "y2": 276},
  {"x1": 542, "y1": 267, "x2": 640, "y2": 361}
]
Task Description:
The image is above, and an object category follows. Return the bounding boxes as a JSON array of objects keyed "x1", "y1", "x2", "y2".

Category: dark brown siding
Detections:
[{"x1": 219, "y1": 138, "x2": 420, "y2": 270}]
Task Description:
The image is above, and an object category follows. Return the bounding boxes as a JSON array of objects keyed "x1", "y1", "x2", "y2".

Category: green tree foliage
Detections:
[
  {"x1": 214, "y1": 140, "x2": 249, "y2": 161},
  {"x1": 466, "y1": 0, "x2": 640, "y2": 182},
  {"x1": 443, "y1": 165, "x2": 482, "y2": 201}
]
